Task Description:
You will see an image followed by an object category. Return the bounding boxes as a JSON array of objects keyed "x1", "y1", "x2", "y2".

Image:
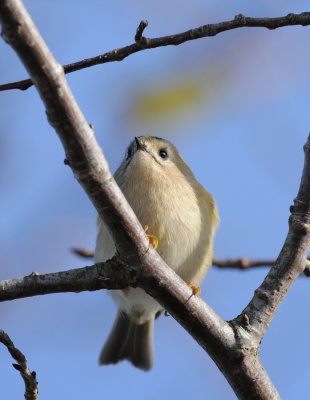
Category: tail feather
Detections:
[
  {"x1": 99, "y1": 311, "x2": 154, "y2": 371},
  {"x1": 129, "y1": 320, "x2": 154, "y2": 370},
  {"x1": 99, "y1": 311, "x2": 132, "y2": 365}
]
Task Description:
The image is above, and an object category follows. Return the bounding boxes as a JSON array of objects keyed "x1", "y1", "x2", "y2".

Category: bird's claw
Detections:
[
  {"x1": 144, "y1": 225, "x2": 158, "y2": 249},
  {"x1": 187, "y1": 280, "x2": 201, "y2": 296}
]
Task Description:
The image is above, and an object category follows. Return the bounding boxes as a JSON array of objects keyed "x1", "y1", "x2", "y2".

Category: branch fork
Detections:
[{"x1": 0, "y1": 330, "x2": 38, "y2": 400}]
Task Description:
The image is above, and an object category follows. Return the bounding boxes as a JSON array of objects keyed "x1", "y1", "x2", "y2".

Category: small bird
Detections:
[{"x1": 95, "y1": 136, "x2": 218, "y2": 371}]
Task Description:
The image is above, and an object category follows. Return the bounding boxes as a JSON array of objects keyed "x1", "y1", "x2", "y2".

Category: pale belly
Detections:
[{"x1": 94, "y1": 173, "x2": 213, "y2": 323}]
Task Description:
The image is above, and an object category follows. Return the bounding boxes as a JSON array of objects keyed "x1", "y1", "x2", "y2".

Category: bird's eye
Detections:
[{"x1": 159, "y1": 149, "x2": 168, "y2": 159}]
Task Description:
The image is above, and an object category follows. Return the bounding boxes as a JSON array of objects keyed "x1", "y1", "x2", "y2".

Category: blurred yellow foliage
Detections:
[{"x1": 132, "y1": 79, "x2": 203, "y2": 122}]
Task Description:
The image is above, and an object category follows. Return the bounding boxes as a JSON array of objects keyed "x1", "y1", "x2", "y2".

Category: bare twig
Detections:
[
  {"x1": 72, "y1": 247, "x2": 95, "y2": 259},
  {"x1": 0, "y1": 12, "x2": 310, "y2": 91},
  {"x1": 72, "y1": 247, "x2": 276, "y2": 268},
  {"x1": 213, "y1": 257, "x2": 274, "y2": 269},
  {"x1": 0, "y1": 330, "x2": 38, "y2": 400},
  {"x1": 135, "y1": 19, "x2": 148, "y2": 43},
  {"x1": 72, "y1": 246, "x2": 275, "y2": 267},
  {"x1": 72, "y1": 249, "x2": 310, "y2": 277},
  {"x1": 214, "y1": 256, "x2": 310, "y2": 277}
]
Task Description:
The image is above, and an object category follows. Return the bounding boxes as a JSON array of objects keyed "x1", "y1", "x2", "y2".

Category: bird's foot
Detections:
[
  {"x1": 144, "y1": 225, "x2": 158, "y2": 249},
  {"x1": 187, "y1": 280, "x2": 201, "y2": 296}
]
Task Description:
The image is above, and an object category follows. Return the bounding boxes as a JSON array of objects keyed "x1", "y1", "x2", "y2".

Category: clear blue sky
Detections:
[{"x1": 0, "y1": 1, "x2": 310, "y2": 399}]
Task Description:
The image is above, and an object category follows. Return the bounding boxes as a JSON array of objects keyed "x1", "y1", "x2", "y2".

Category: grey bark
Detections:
[
  {"x1": 1, "y1": 1, "x2": 310, "y2": 398},
  {"x1": 0, "y1": 330, "x2": 38, "y2": 400}
]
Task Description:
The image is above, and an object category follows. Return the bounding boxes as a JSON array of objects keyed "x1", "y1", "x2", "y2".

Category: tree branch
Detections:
[
  {"x1": 1, "y1": 252, "x2": 309, "y2": 303},
  {"x1": 213, "y1": 257, "x2": 275, "y2": 269},
  {"x1": 0, "y1": 258, "x2": 137, "y2": 302},
  {"x1": 0, "y1": 330, "x2": 38, "y2": 400},
  {"x1": 238, "y1": 135, "x2": 310, "y2": 340},
  {"x1": 0, "y1": 0, "x2": 237, "y2": 390},
  {"x1": 71, "y1": 247, "x2": 278, "y2": 267},
  {"x1": 213, "y1": 256, "x2": 310, "y2": 276},
  {"x1": 72, "y1": 248, "x2": 310, "y2": 276},
  {"x1": 1, "y1": 1, "x2": 309, "y2": 399},
  {"x1": 0, "y1": 12, "x2": 310, "y2": 92}
]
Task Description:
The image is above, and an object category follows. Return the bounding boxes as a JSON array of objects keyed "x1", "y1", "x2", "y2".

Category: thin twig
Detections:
[
  {"x1": 72, "y1": 247, "x2": 276, "y2": 268},
  {"x1": 0, "y1": 12, "x2": 310, "y2": 91},
  {"x1": 213, "y1": 257, "x2": 274, "y2": 269},
  {"x1": 0, "y1": 330, "x2": 38, "y2": 400},
  {"x1": 72, "y1": 248, "x2": 310, "y2": 276},
  {"x1": 72, "y1": 247, "x2": 94, "y2": 258},
  {"x1": 135, "y1": 19, "x2": 148, "y2": 43},
  {"x1": 72, "y1": 247, "x2": 275, "y2": 268}
]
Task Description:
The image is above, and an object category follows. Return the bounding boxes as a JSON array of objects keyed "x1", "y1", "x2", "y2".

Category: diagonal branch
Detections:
[
  {"x1": 0, "y1": 330, "x2": 38, "y2": 400},
  {"x1": 1, "y1": 1, "x2": 309, "y2": 399},
  {"x1": 0, "y1": 0, "x2": 236, "y2": 388},
  {"x1": 238, "y1": 135, "x2": 310, "y2": 340},
  {"x1": 0, "y1": 12, "x2": 309, "y2": 92}
]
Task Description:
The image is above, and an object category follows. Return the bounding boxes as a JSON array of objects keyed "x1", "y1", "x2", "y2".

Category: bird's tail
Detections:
[{"x1": 99, "y1": 311, "x2": 154, "y2": 371}]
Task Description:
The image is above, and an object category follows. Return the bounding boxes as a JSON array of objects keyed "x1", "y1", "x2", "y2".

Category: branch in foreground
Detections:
[
  {"x1": 0, "y1": 254, "x2": 308, "y2": 303},
  {"x1": 0, "y1": 258, "x2": 136, "y2": 302},
  {"x1": 0, "y1": 330, "x2": 38, "y2": 400},
  {"x1": 0, "y1": 3, "x2": 235, "y2": 387},
  {"x1": 1, "y1": 1, "x2": 309, "y2": 399},
  {"x1": 0, "y1": 12, "x2": 310, "y2": 91}
]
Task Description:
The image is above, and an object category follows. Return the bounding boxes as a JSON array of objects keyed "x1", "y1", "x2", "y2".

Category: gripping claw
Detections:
[
  {"x1": 187, "y1": 280, "x2": 201, "y2": 296},
  {"x1": 144, "y1": 225, "x2": 158, "y2": 249}
]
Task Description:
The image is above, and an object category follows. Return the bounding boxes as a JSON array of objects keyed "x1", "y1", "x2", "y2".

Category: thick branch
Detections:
[
  {"x1": 0, "y1": 258, "x2": 136, "y2": 301},
  {"x1": 0, "y1": 261, "x2": 278, "y2": 399},
  {"x1": 0, "y1": 0, "x2": 236, "y2": 388},
  {"x1": 0, "y1": 253, "x2": 307, "y2": 303},
  {"x1": 0, "y1": 330, "x2": 38, "y2": 400},
  {"x1": 1, "y1": 2, "x2": 308, "y2": 399},
  {"x1": 0, "y1": 12, "x2": 309, "y2": 92}
]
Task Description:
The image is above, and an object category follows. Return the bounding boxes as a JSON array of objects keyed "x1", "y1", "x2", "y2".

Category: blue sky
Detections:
[{"x1": 0, "y1": 1, "x2": 310, "y2": 399}]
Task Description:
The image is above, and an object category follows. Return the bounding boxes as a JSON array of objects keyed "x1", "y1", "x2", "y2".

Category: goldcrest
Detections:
[{"x1": 95, "y1": 136, "x2": 218, "y2": 370}]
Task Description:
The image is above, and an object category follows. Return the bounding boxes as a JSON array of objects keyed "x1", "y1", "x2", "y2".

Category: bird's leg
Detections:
[{"x1": 144, "y1": 225, "x2": 158, "y2": 250}]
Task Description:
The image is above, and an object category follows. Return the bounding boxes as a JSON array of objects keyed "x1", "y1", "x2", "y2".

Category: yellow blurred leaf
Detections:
[{"x1": 133, "y1": 79, "x2": 203, "y2": 122}]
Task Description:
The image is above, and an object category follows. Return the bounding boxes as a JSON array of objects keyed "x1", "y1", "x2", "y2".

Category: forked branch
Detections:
[{"x1": 0, "y1": 330, "x2": 38, "y2": 400}]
